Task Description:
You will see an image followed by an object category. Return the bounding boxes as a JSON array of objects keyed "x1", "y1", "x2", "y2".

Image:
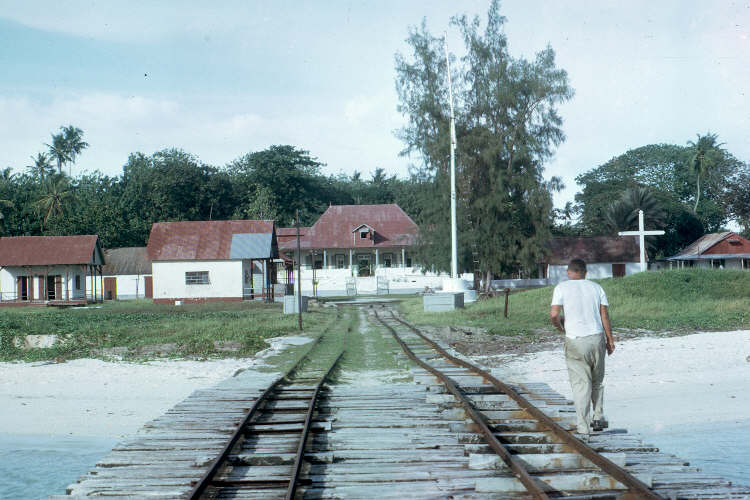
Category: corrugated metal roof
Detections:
[
  {"x1": 102, "y1": 247, "x2": 152, "y2": 275},
  {"x1": 670, "y1": 232, "x2": 733, "y2": 259},
  {"x1": 545, "y1": 236, "x2": 641, "y2": 265},
  {"x1": 229, "y1": 233, "x2": 273, "y2": 259},
  {"x1": 292, "y1": 204, "x2": 418, "y2": 249},
  {"x1": 147, "y1": 220, "x2": 277, "y2": 261},
  {"x1": 668, "y1": 253, "x2": 750, "y2": 260},
  {"x1": 0, "y1": 235, "x2": 101, "y2": 266}
]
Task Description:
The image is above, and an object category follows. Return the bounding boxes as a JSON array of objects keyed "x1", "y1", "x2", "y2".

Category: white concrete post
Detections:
[
  {"x1": 323, "y1": 249, "x2": 327, "y2": 269},
  {"x1": 349, "y1": 249, "x2": 353, "y2": 272},
  {"x1": 402, "y1": 248, "x2": 406, "y2": 268},
  {"x1": 375, "y1": 249, "x2": 379, "y2": 270}
]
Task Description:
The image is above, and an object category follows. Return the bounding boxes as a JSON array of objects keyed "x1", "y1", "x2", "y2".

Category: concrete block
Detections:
[
  {"x1": 423, "y1": 292, "x2": 464, "y2": 312},
  {"x1": 283, "y1": 295, "x2": 308, "y2": 314}
]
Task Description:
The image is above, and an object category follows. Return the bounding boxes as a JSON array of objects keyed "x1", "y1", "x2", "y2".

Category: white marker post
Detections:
[
  {"x1": 618, "y1": 210, "x2": 665, "y2": 272},
  {"x1": 444, "y1": 33, "x2": 458, "y2": 280}
]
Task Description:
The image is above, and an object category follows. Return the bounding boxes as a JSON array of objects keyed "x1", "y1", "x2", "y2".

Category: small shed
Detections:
[
  {"x1": 101, "y1": 247, "x2": 153, "y2": 300},
  {"x1": 667, "y1": 232, "x2": 750, "y2": 269},
  {"x1": 543, "y1": 236, "x2": 642, "y2": 283},
  {"x1": 146, "y1": 220, "x2": 278, "y2": 304},
  {"x1": 0, "y1": 235, "x2": 105, "y2": 305}
]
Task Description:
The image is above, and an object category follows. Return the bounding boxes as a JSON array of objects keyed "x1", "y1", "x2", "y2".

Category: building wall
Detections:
[
  {"x1": 704, "y1": 236, "x2": 750, "y2": 255},
  {"x1": 0, "y1": 265, "x2": 97, "y2": 301},
  {"x1": 547, "y1": 262, "x2": 641, "y2": 283},
  {"x1": 152, "y1": 260, "x2": 244, "y2": 302},
  {"x1": 102, "y1": 274, "x2": 152, "y2": 300}
]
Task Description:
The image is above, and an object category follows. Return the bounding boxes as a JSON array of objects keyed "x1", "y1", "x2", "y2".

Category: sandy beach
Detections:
[
  {"x1": 0, "y1": 336, "x2": 313, "y2": 439},
  {"x1": 483, "y1": 329, "x2": 750, "y2": 435}
]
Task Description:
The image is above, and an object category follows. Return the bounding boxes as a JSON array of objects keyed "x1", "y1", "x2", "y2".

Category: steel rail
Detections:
[
  {"x1": 187, "y1": 328, "x2": 330, "y2": 499},
  {"x1": 387, "y1": 309, "x2": 664, "y2": 500},
  {"x1": 285, "y1": 349, "x2": 345, "y2": 500},
  {"x1": 372, "y1": 310, "x2": 550, "y2": 499}
]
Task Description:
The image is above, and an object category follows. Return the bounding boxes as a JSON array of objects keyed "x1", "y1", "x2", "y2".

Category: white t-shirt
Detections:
[{"x1": 551, "y1": 279, "x2": 609, "y2": 339}]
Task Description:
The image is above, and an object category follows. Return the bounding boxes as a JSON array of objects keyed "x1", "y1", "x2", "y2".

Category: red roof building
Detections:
[
  {"x1": 0, "y1": 235, "x2": 105, "y2": 305},
  {"x1": 668, "y1": 232, "x2": 750, "y2": 269},
  {"x1": 278, "y1": 204, "x2": 419, "y2": 275}
]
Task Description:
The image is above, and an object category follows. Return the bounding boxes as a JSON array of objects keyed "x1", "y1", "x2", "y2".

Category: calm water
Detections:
[
  {"x1": 1, "y1": 424, "x2": 748, "y2": 498},
  {"x1": 0, "y1": 434, "x2": 116, "y2": 499},
  {"x1": 635, "y1": 420, "x2": 750, "y2": 486}
]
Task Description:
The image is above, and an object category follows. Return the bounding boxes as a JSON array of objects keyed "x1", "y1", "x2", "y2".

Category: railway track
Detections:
[
  {"x1": 373, "y1": 306, "x2": 662, "y2": 499},
  {"x1": 188, "y1": 328, "x2": 344, "y2": 500}
]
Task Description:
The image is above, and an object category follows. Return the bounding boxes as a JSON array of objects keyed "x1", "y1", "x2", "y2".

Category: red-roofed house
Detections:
[
  {"x1": 146, "y1": 220, "x2": 278, "y2": 304},
  {"x1": 543, "y1": 236, "x2": 642, "y2": 283},
  {"x1": 667, "y1": 232, "x2": 750, "y2": 269},
  {"x1": 0, "y1": 235, "x2": 105, "y2": 305},
  {"x1": 277, "y1": 204, "x2": 455, "y2": 295}
]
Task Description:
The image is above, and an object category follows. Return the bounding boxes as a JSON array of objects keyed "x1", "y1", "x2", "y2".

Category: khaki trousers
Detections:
[{"x1": 564, "y1": 333, "x2": 606, "y2": 434}]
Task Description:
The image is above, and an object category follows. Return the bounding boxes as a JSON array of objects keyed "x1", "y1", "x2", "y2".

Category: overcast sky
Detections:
[{"x1": 1, "y1": 1, "x2": 748, "y2": 209}]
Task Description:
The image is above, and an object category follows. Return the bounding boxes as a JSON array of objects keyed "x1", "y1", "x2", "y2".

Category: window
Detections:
[
  {"x1": 335, "y1": 254, "x2": 346, "y2": 269},
  {"x1": 406, "y1": 257, "x2": 412, "y2": 267},
  {"x1": 383, "y1": 253, "x2": 393, "y2": 268},
  {"x1": 185, "y1": 271, "x2": 210, "y2": 285},
  {"x1": 360, "y1": 230, "x2": 368, "y2": 239}
]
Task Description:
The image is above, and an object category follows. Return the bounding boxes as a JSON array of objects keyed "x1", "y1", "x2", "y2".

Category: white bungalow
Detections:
[
  {"x1": 543, "y1": 236, "x2": 642, "y2": 284},
  {"x1": 146, "y1": 220, "x2": 278, "y2": 304},
  {"x1": 0, "y1": 235, "x2": 105, "y2": 305},
  {"x1": 101, "y1": 247, "x2": 153, "y2": 300}
]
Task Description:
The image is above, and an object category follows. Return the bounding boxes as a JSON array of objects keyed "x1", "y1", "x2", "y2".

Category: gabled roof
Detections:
[
  {"x1": 300, "y1": 204, "x2": 418, "y2": 249},
  {"x1": 668, "y1": 232, "x2": 750, "y2": 260},
  {"x1": 545, "y1": 236, "x2": 641, "y2": 265},
  {"x1": 0, "y1": 235, "x2": 102, "y2": 266},
  {"x1": 102, "y1": 247, "x2": 152, "y2": 275},
  {"x1": 147, "y1": 220, "x2": 277, "y2": 261}
]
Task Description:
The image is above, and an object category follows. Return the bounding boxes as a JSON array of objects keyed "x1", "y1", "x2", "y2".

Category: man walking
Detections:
[{"x1": 549, "y1": 258, "x2": 615, "y2": 436}]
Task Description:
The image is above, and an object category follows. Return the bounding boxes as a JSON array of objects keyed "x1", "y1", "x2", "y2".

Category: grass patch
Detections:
[
  {"x1": 0, "y1": 300, "x2": 334, "y2": 362},
  {"x1": 400, "y1": 269, "x2": 750, "y2": 336}
]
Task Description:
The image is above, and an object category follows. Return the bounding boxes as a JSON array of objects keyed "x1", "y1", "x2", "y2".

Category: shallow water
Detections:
[
  {"x1": 0, "y1": 433, "x2": 116, "y2": 499},
  {"x1": 635, "y1": 420, "x2": 750, "y2": 486}
]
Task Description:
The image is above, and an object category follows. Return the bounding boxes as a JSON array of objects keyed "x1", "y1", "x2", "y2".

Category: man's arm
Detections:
[
  {"x1": 550, "y1": 305, "x2": 565, "y2": 333},
  {"x1": 600, "y1": 304, "x2": 615, "y2": 355}
]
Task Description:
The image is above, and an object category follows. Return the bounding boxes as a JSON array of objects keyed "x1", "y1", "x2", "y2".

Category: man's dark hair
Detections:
[{"x1": 568, "y1": 258, "x2": 587, "y2": 274}]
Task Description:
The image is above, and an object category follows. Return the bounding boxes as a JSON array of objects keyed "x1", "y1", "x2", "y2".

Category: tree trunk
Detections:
[{"x1": 693, "y1": 175, "x2": 701, "y2": 213}]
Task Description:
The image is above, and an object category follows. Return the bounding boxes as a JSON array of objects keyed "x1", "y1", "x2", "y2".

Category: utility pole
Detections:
[
  {"x1": 444, "y1": 33, "x2": 458, "y2": 280},
  {"x1": 296, "y1": 210, "x2": 303, "y2": 331}
]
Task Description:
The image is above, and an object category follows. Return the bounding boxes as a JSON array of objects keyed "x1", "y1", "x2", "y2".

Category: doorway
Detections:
[{"x1": 357, "y1": 254, "x2": 372, "y2": 277}]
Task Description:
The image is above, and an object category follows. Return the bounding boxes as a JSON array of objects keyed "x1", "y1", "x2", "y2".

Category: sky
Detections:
[{"x1": 1, "y1": 0, "x2": 748, "y2": 210}]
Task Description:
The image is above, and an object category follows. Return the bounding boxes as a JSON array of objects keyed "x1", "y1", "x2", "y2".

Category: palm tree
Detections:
[
  {"x1": 687, "y1": 132, "x2": 725, "y2": 213},
  {"x1": 26, "y1": 152, "x2": 54, "y2": 180},
  {"x1": 61, "y1": 125, "x2": 89, "y2": 176},
  {"x1": 46, "y1": 132, "x2": 71, "y2": 174},
  {"x1": 604, "y1": 186, "x2": 665, "y2": 233},
  {"x1": 34, "y1": 175, "x2": 72, "y2": 228}
]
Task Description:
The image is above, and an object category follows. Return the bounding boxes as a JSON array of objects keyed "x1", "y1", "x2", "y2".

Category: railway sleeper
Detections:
[{"x1": 474, "y1": 471, "x2": 653, "y2": 493}]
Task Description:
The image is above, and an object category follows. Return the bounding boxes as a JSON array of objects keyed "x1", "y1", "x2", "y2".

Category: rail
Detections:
[{"x1": 374, "y1": 307, "x2": 663, "y2": 499}]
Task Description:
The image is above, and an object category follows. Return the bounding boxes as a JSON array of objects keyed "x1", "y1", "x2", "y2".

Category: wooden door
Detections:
[
  {"x1": 104, "y1": 277, "x2": 117, "y2": 300},
  {"x1": 38, "y1": 277, "x2": 45, "y2": 300},
  {"x1": 612, "y1": 263, "x2": 626, "y2": 278},
  {"x1": 55, "y1": 276, "x2": 63, "y2": 300},
  {"x1": 144, "y1": 276, "x2": 153, "y2": 298}
]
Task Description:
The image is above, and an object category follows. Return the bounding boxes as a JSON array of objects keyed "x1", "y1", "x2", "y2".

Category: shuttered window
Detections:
[{"x1": 185, "y1": 271, "x2": 210, "y2": 285}]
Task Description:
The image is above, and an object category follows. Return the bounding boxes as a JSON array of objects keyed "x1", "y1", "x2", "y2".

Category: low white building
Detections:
[
  {"x1": 543, "y1": 236, "x2": 642, "y2": 284},
  {"x1": 277, "y1": 204, "x2": 467, "y2": 296},
  {"x1": 0, "y1": 235, "x2": 105, "y2": 305},
  {"x1": 101, "y1": 247, "x2": 153, "y2": 300},
  {"x1": 146, "y1": 220, "x2": 278, "y2": 304}
]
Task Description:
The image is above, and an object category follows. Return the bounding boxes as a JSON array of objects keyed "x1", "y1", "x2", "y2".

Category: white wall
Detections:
[
  {"x1": 0, "y1": 265, "x2": 94, "y2": 301},
  {"x1": 547, "y1": 262, "x2": 641, "y2": 284},
  {"x1": 152, "y1": 260, "x2": 243, "y2": 300},
  {"x1": 102, "y1": 274, "x2": 151, "y2": 300}
]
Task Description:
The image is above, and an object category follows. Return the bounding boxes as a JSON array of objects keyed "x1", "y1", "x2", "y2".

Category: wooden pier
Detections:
[{"x1": 52, "y1": 306, "x2": 750, "y2": 499}]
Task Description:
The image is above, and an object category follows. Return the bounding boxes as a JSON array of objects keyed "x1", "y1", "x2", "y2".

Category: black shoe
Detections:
[{"x1": 591, "y1": 419, "x2": 609, "y2": 431}]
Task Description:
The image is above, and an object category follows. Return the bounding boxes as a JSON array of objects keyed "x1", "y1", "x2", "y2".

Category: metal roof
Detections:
[
  {"x1": 279, "y1": 204, "x2": 418, "y2": 250},
  {"x1": 102, "y1": 247, "x2": 152, "y2": 275},
  {"x1": 229, "y1": 233, "x2": 274, "y2": 259},
  {"x1": 147, "y1": 220, "x2": 277, "y2": 261},
  {"x1": 669, "y1": 232, "x2": 734, "y2": 259},
  {"x1": 545, "y1": 236, "x2": 641, "y2": 265},
  {"x1": 668, "y1": 253, "x2": 750, "y2": 261},
  {"x1": 0, "y1": 235, "x2": 102, "y2": 266}
]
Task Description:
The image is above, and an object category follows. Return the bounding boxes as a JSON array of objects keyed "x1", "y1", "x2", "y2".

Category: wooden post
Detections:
[{"x1": 504, "y1": 288, "x2": 510, "y2": 318}]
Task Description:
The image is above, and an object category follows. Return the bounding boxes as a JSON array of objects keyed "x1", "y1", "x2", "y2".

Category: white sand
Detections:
[
  {"x1": 0, "y1": 336, "x2": 312, "y2": 438},
  {"x1": 486, "y1": 330, "x2": 750, "y2": 435}
]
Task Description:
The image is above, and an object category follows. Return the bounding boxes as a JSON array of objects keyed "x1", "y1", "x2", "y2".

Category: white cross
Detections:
[{"x1": 618, "y1": 210, "x2": 665, "y2": 272}]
